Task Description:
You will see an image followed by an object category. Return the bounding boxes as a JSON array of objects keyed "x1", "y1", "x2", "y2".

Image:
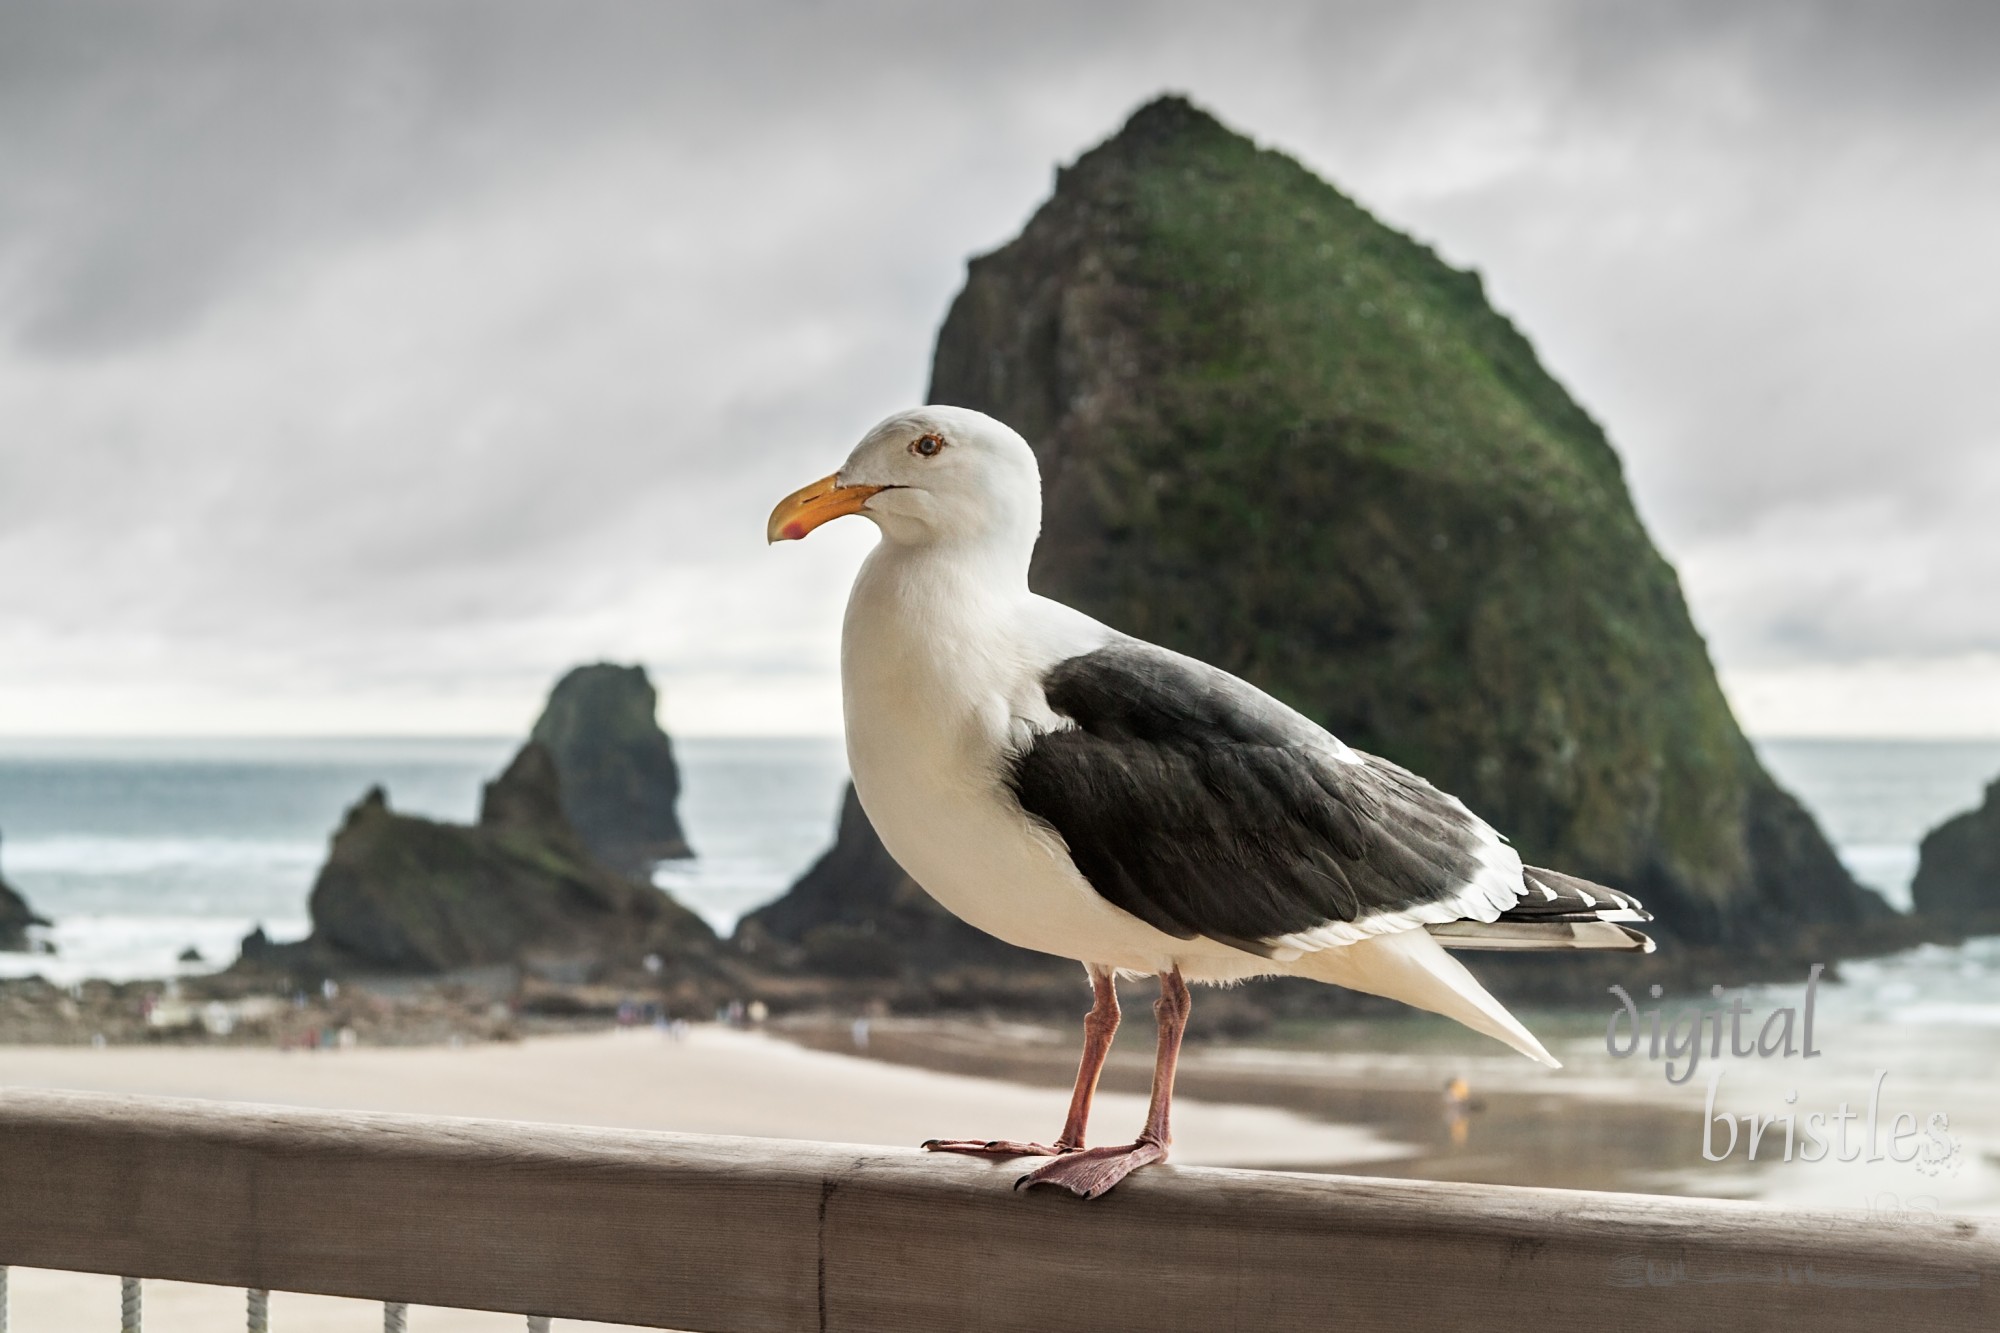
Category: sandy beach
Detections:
[
  {"x1": 5, "y1": 995, "x2": 1997, "y2": 1330},
  {"x1": 0, "y1": 1024, "x2": 1400, "y2": 1333},
  {"x1": 0, "y1": 1024, "x2": 1401, "y2": 1165}
]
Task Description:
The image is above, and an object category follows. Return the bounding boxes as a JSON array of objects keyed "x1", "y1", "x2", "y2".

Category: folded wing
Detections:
[{"x1": 1006, "y1": 640, "x2": 1652, "y2": 958}]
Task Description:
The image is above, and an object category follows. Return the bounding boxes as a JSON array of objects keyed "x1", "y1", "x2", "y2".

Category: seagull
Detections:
[{"x1": 768, "y1": 405, "x2": 1654, "y2": 1198}]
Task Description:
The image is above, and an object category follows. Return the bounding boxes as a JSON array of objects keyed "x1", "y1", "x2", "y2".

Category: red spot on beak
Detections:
[{"x1": 781, "y1": 521, "x2": 806, "y2": 541}]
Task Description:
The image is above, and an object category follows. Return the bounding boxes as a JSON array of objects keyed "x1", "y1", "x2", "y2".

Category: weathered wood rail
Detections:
[{"x1": 0, "y1": 1088, "x2": 1993, "y2": 1331}]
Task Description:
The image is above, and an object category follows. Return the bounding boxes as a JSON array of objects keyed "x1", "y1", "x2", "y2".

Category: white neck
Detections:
[{"x1": 840, "y1": 536, "x2": 1033, "y2": 775}]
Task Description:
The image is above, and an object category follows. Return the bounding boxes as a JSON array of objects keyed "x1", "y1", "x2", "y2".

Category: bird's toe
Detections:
[
  {"x1": 1014, "y1": 1140, "x2": 1165, "y2": 1197},
  {"x1": 923, "y1": 1137, "x2": 1067, "y2": 1158}
]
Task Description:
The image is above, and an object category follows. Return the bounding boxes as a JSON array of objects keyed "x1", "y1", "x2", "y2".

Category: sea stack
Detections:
[
  {"x1": 287, "y1": 745, "x2": 716, "y2": 976},
  {"x1": 1911, "y1": 777, "x2": 2000, "y2": 932},
  {"x1": 0, "y1": 831, "x2": 51, "y2": 952},
  {"x1": 527, "y1": 663, "x2": 693, "y2": 877},
  {"x1": 923, "y1": 95, "x2": 1886, "y2": 952}
]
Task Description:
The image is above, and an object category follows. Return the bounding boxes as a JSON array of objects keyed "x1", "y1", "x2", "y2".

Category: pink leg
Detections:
[
  {"x1": 924, "y1": 967, "x2": 1120, "y2": 1158},
  {"x1": 1016, "y1": 968, "x2": 1190, "y2": 1198}
]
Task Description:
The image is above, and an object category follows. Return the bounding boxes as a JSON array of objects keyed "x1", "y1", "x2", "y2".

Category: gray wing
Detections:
[{"x1": 1004, "y1": 640, "x2": 1528, "y2": 956}]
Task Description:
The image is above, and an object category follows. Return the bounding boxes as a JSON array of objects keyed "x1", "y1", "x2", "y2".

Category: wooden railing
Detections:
[{"x1": 0, "y1": 1087, "x2": 1993, "y2": 1331}]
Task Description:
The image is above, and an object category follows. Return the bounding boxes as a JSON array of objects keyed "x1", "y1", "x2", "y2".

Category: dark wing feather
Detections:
[{"x1": 1005, "y1": 641, "x2": 1518, "y2": 955}]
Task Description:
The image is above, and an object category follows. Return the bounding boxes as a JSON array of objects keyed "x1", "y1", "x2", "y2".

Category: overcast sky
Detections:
[{"x1": 1, "y1": 1, "x2": 1995, "y2": 739}]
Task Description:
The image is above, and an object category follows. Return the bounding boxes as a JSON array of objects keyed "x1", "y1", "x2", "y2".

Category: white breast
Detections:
[{"x1": 838, "y1": 544, "x2": 1198, "y2": 972}]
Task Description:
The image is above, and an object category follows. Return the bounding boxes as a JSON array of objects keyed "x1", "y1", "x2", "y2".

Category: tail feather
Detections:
[
  {"x1": 1428, "y1": 919, "x2": 1656, "y2": 952},
  {"x1": 1300, "y1": 927, "x2": 1561, "y2": 1067}
]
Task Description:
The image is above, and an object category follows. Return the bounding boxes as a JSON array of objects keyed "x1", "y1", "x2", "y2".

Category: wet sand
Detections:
[
  {"x1": 782, "y1": 1013, "x2": 1710, "y2": 1195},
  {"x1": 781, "y1": 1004, "x2": 2000, "y2": 1213}
]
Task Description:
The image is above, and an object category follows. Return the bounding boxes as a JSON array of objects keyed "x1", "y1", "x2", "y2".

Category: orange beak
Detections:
[{"x1": 766, "y1": 474, "x2": 886, "y2": 543}]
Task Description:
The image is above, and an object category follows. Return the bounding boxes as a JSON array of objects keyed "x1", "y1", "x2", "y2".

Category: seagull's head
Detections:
[{"x1": 766, "y1": 405, "x2": 1042, "y2": 554}]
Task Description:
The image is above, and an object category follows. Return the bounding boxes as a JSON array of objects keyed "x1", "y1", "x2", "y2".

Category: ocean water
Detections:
[
  {"x1": 0, "y1": 736, "x2": 845, "y2": 982},
  {"x1": 1757, "y1": 738, "x2": 2000, "y2": 911},
  {"x1": 0, "y1": 735, "x2": 1994, "y2": 985}
]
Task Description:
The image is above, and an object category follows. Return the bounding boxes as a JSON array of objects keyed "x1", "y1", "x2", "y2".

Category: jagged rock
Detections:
[
  {"x1": 238, "y1": 924, "x2": 276, "y2": 963},
  {"x1": 0, "y1": 831, "x2": 50, "y2": 952},
  {"x1": 1912, "y1": 778, "x2": 2000, "y2": 929},
  {"x1": 273, "y1": 745, "x2": 717, "y2": 978},
  {"x1": 479, "y1": 740, "x2": 570, "y2": 832},
  {"x1": 528, "y1": 663, "x2": 693, "y2": 877},
  {"x1": 737, "y1": 784, "x2": 1068, "y2": 979},
  {"x1": 922, "y1": 94, "x2": 1888, "y2": 954}
]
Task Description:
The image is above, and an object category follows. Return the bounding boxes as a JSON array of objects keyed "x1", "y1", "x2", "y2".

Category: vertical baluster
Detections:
[
  {"x1": 247, "y1": 1287, "x2": 270, "y2": 1333},
  {"x1": 120, "y1": 1276, "x2": 142, "y2": 1333},
  {"x1": 1, "y1": 1263, "x2": 9, "y2": 1333},
  {"x1": 383, "y1": 1301, "x2": 407, "y2": 1333},
  {"x1": 527, "y1": 1318, "x2": 550, "y2": 1333}
]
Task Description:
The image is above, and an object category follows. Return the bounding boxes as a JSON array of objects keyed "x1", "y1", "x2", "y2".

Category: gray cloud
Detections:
[{"x1": 0, "y1": 1, "x2": 1995, "y2": 733}]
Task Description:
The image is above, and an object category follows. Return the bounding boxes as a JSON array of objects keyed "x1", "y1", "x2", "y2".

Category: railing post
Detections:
[
  {"x1": 1, "y1": 1263, "x2": 9, "y2": 1333},
  {"x1": 247, "y1": 1287, "x2": 270, "y2": 1332},
  {"x1": 384, "y1": 1300, "x2": 407, "y2": 1333},
  {"x1": 120, "y1": 1276, "x2": 141, "y2": 1333},
  {"x1": 527, "y1": 1318, "x2": 550, "y2": 1332}
]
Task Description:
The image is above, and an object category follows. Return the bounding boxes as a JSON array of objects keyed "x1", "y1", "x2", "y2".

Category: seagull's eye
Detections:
[{"x1": 910, "y1": 433, "x2": 946, "y2": 458}]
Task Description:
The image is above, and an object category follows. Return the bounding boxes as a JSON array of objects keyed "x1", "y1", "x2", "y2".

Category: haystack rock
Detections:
[
  {"x1": 915, "y1": 95, "x2": 1886, "y2": 954},
  {"x1": 528, "y1": 663, "x2": 693, "y2": 877}
]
